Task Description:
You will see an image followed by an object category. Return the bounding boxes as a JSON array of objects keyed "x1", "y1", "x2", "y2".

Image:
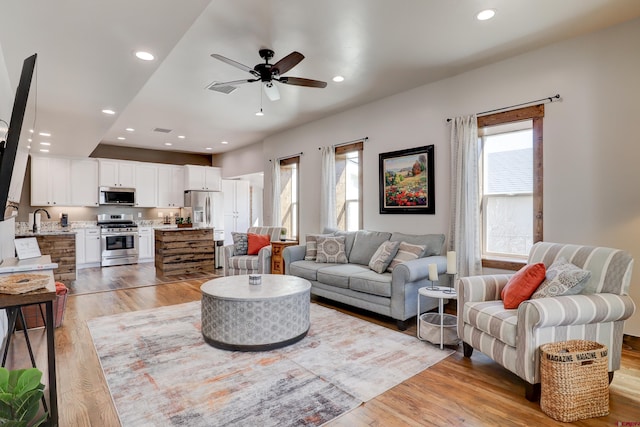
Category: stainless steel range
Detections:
[{"x1": 97, "y1": 214, "x2": 139, "y2": 267}]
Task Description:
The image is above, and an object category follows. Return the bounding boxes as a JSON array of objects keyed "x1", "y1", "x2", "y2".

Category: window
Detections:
[
  {"x1": 478, "y1": 105, "x2": 544, "y2": 269},
  {"x1": 279, "y1": 156, "x2": 299, "y2": 239},
  {"x1": 335, "y1": 142, "x2": 363, "y2": 231}
]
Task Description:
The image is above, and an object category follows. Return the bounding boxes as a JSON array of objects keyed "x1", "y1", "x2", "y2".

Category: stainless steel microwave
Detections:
[{"x1": 99, "y1": 187, "x2": 136, "y2": 206}]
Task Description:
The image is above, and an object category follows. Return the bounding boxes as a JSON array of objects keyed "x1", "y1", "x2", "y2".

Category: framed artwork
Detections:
[{"x1": 379, "y1": 145, "x2": 435, "y2": 214}]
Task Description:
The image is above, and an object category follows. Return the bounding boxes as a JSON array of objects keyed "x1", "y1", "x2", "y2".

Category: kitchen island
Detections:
[
  {"x1": 154, "y1": 227, "x2": 215, "y2": 276},
  {"x1": 15, "y1": 231, "x2": 76, "y2": 282}
]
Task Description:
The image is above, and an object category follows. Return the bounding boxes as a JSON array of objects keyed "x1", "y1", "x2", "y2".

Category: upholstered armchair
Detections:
[
  {"x1": 458, "y1": 242, "x2": 635, "y2": 401},
  {"x1": 223, "y1": 226, "x2": 285, "y2": 276}
]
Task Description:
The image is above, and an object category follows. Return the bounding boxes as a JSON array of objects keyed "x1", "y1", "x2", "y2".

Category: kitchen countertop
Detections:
[
  {"x1": 16, "y1": 230, "x2": 77, "y2": 237},
  {"x1": 154, "y1": 226, "x2": 213, "y2": 232}
]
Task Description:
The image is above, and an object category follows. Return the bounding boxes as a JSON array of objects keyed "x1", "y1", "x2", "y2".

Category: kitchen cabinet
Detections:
[
  {"x1": 84, "y1": 227, "x2": 102, "y2": 265},
  {"x1": 184, "y1": 165, "x2": 221, "y2": 191},
  {"x1": 135, "y1": 163, "x2": 158, "y2": 207},
  {"x1": 222, "y1": 179, "x2": 250, "y2": 245},
  {"x1": 157, "y1": 165, "x2": 184, "y2": 208},
  {"x1": 75, "y1": 229, "x2": 85, "y2": 266},
  {"x1": 30, "y1": 155, "x2": 71, "y2": 206},
  {"x1": 70, "y1": 159, "x2": 99, "y2": 206},
  {"x1": 98, "y1": 159, "x2": 136, "y2": 187},
  {"x1": 138, "y1": 227, "x2": 154, "y2": 262}
]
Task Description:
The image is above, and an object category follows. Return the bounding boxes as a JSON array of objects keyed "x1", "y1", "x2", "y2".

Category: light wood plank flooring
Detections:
[{"x1": 5, "y1": 269, "x2": 640, "y2": 426}]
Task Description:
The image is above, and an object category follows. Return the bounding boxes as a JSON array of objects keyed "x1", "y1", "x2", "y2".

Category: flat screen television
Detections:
[{"x1": 0, "y1": 53, "x2": 36, "y2": 221}]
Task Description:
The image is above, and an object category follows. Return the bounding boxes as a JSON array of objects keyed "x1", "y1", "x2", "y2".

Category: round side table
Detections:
[{"x1": 417, "y1": 286, "x2": 458, "y2": 350}]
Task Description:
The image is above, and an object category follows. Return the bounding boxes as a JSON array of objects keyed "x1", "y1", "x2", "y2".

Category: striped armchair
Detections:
[
  {"x1": 223, "y1": 226, "x2": 285, "y2": 276},
  {"x1": 458, "y1": 242, "x2": 635, "y2": 401}
]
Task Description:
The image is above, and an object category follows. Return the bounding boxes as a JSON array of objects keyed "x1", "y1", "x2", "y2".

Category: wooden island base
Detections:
[{"x1": 154, "y1": 228, "x2": 215, "y2": 276}]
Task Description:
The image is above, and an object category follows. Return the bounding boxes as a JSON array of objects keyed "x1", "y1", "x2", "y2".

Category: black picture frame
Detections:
[{"x1": 379, "y1": 145, "x2": 435, "y2": 214}]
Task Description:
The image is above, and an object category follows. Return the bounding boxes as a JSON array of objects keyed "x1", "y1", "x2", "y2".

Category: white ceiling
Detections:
[{"x1": 1, "y1": 0, "x2": 639, "y2": 158}]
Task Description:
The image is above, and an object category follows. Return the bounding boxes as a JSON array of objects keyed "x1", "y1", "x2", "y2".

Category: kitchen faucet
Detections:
[{"x1": 32, "y1": 208, "x2": 51, "y2": 233}]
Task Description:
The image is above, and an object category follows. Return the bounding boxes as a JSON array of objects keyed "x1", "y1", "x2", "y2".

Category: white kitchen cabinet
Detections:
[
  {"x1": 157, "y1": 165, "x2": 184, "y2": 207},
  {"x1": 138, "y1": 227, "x2": 154, "y2": 262},
  {"x1": 75, "y1": 228, "x2": 85, "y2": 266},
  {"x1": 84, "y1": 227, "x2": 102, "y2": 265},
  {"x1": 98, "y1": 159, "x2": 136, "y2": 187},
  {"x1": 184, "y1": 165, "x2": 221, "y2": 191},
  {"x1": 222, "y1": 179, "x2": 250, "y2": 245},
  {"x1": 135, "y1": 163, "x2": 158, "y2": 207},
  {"x1": 70, "y1": 158, "x2": 99, "y2": 206},
  {"x1": 30, "y1": 155, "x2": 71, "y2": 206}
]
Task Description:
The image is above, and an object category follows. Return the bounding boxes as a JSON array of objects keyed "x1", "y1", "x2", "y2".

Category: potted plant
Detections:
[
  {"x1": 0, "y1": 367, "x2": 48, "y2": 426},
  {"x1": 280, "y1": 228, "x2": 287, "y2": 241}
]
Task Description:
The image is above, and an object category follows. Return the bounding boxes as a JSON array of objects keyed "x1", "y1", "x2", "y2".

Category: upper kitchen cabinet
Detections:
[
  {"x1": 184, "y1": 165, "x2": 221, "y2": 191},
  {"x1": 30, "y1": 155, "x2": 71, "y2": 206},
  {"x1": 70, "y1": 159, "x2": 99, "y2": 206},
  {"x1": 135, "y1": 163, "x2": 158, "y2": 207},
  {"x1": 98, "y1": 159, "x2": 136, "y2": 188},
  {"x1": 157, "y1": 165, "x2": 184, "y2": 208}
]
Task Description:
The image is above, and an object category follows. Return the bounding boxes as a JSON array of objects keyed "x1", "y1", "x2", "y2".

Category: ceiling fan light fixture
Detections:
[
  {"x1": 255, "y1": 109, "x2": 264, "y2": 116},
  {"x1": 476, "y1": 9, "x2": 496, "y2": 21}
]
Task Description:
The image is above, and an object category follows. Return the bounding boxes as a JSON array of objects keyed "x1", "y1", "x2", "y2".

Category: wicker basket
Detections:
[
  {"x1": 540, "y1": 340, "x2": 609, "y2": 422},
  {"x1": 418, "y1": 313, "x2": 459, "y2": 346}
]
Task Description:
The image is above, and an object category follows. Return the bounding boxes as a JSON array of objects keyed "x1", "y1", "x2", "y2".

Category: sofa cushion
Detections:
[
  {"x1": 290, "y1": 260, "x2": 336, "y2": 282},
  {"x1": 531, "y1": 258, "x2": 592, "y2": 299},
  {"x1": 317, "y1": 264, "x2": 371, "y2": 289},
  {"x1": 368, "y1": 241, "x2": 400, "y2": 274},
  {"x1": 332, "y1": 231, "x2": 357, "y2": 258},
  {"x1": 247, "y1": 233, "x2": 270, "y2": 255},
  {"x1": 386, "y1": 242, "x2": 425, "y2": 272},
  {"x1": 228, "y1": 254, "x2": 259, "y2": 271},
  {"x1": 349, "y1": 270, "x2": 392, "y2": 297},
  {"x1": 389, "y1": 233, "x2": 445, "y2": 257},
  {"x1": 463, "y1": 301, "x2": 518, "y2": 347},
  {"x1": 304, "y1": 233, "x2": 330, "y2": 261},
  {"x1": 231, "y1": 232, "x2": 248, "y2": 255},
  {"x1": 316, "y1": 235, "x2": 348, "y2": 264},
  {"x1": 349, "y1": 230, "x2": 392, "y2": 265},
  {"x1": 501, "y1": 263, "x2": 546, "y2": 309}
]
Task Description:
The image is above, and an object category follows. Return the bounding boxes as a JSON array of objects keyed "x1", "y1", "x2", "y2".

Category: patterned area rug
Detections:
[{"x1": 88, "y1": 302, "x2": 453, "y2": 426}]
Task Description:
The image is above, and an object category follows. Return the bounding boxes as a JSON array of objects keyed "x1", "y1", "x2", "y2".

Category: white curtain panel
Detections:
[
  {"x1": 320, "y1": 146, "x2": 337, "y2": 230},
  {"x1": 448, "y1": 115, "x2": 482, "y2": 277},
  {"x1": 271, "y1": 159, "x2": 281, "y2": 227}
]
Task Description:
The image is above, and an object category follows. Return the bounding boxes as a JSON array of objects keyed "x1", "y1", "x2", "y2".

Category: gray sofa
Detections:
[{"x1": 282, "y1": 230, "x2": 449, "y2": 329}]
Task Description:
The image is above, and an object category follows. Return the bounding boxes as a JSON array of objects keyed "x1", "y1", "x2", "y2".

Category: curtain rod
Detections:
[
  {"x1": 446, "y1": 94, "x2": 560, "y2": 122},
  {"x1": 269, "y1": 151, "x2": 303, "y2": 162},
  {"x1": 318, "y1": 136, "x2": 368, "y2": 150}
]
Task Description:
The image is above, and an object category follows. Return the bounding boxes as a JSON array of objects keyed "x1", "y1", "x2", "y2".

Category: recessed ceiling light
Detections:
[
  {"x1": 117, "y1": 137, "x2": 126, "y2": 140},
  {"x1": 102, "y1": 109, "x2": 116, "y2": 115},
  {"x1": 164, "y1": 142, "x2": 172, "y2": 146},
  {"x1": 332, "y1": 76, "x2": 345, "y2": 82},
  {"x1": 178, "y1": 135, "x2": 186, "y2": 139},
  {"x1": 27, "y1": 145, "x2": 31, "y2": 149},
  {"x1": 39, "y1": 132, "x2": 51, "y2": 137},
  {"x1": 221, "y1": 141, "x2": 229, "y2": 145},
  {"x1": 125, "y1": 128, "x2": 135, "y2": 132},
  {"x1": 135, "y1": 51, "x2": 155, "y2": 61},
  {"x1": 40, "y1": 142, "x2": 51, "y2": 146},
  {"x1": 29, "y1": 129, "x2": 34, "y2": 133},
  {"x1": 205, "y1": 147, "x2": 213, "y2": 151},
  {"x1": 27, "y1": 138, "x2": 32, "y2": 142},
  {"x1": 476, "y1": 9, "x2": 496, "y2": 21},
  {"x1": 39, "y1": 149, "x2": 49, "y2": 153}
]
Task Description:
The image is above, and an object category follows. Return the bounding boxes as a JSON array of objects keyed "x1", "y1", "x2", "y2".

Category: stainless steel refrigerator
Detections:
[{"x1": 183, "y1": 190, "x2": 225, "y2": 268}]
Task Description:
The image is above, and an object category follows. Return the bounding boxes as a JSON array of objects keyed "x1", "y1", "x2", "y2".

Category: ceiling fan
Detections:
[{"x1": 208, "y1": 49, "x2": 327, "y2": 101}]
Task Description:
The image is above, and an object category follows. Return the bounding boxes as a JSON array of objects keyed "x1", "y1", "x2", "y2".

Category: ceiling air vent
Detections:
[
  {"x1": 206, "y1": 81, "x2": 238, "y2": 95},
  {"x1": 153, "y1": 128, "x2": 172, "y2": 133}
]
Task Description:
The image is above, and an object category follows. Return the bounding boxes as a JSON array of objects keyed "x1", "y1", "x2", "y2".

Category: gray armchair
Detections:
[
  {"x1": 223, "y1": 226, "x2": 285, "y2": 276},
  {"x1": 457, "y1": 241, "x2": 635, "y2": 400}
]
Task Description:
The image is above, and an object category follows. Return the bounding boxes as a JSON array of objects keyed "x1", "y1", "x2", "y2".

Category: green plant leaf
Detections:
[
  {"x1": 31, "y1": 412, "x2": 48, "y2": 427},
  {"x1": 0, "y1": 368, "x2": 9, "y2": 392},
  {"x1": 15, "y1": 389, "x2": 43, "y2": 422},
  {"x1": 13, "y1": 369, "x2": 42, "y2": 398},
  {"x1": 7, "y1": 369, "x2": 26, "y2": 393}
]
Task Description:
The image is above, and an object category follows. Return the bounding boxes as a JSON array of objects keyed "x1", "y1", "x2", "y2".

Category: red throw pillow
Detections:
[
  {"x1": 501, "y1": 263, "x2": 546, "y2": 309},
  {"x1": 247, "y1": 233, "x2": 271, "y2": 255}
]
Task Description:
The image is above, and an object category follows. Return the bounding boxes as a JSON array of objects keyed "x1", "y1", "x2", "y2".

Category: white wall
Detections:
[
  {"x1": 0, "y1": 43, "x2": 12, "y2": 343},
  {"x1": 212, "y1": 18, "x2": 640, "y2": 336}
]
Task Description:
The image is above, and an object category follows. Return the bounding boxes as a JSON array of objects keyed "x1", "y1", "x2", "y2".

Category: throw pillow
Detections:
[
  {"x1": 247, "y1": 233, "x2": 271, "y2": 255},
  {"x1": 386, "y1": 242, "x2": 426, "y2": 272},
  {"x1": 349, "y1": 230, "x2": 392, "y2": 265},
  {"x1": 316, "y1": 235, "x2": 348, "y2": 264},
  {"x1": 501, "y1": 263, "x2": 546, "y2": 309},
  {"x1": 531, "y1": 258, "x2": 592, "y2": 299},
  {"x1": 304, "y1": 234, "x2": 328, "y2": 261},
  {"x1": 231, "y1": 232, "x2": 248, "y2": 256},
  {"x1": 368, "y1": 241, "x2": 400, "y2": 274}
]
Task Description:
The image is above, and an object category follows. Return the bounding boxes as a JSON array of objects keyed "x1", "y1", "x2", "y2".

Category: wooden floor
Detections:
[{"x1": 6, "y1": 270, "x2": 640, "y2": 427}]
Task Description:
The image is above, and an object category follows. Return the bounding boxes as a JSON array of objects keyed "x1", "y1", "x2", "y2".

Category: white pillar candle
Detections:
[
  {"x1": 428, "y1": 263, "x2": 438, "y2": 281},
  {"x1": 447, "y1": 251, "x2": 457, "y2": 274}
]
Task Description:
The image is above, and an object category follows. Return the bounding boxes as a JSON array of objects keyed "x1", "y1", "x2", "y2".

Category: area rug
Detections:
[{"x1": 88, "y1": 302, "x2": 453, "y2": 426}]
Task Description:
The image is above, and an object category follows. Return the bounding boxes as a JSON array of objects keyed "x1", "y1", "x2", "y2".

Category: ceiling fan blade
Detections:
[
  {"x1": 263, "y1": 82, "x2": 280, "y2": 101},
  {"x1": 278, "y1": 76, "x2": 327, "y2": 88},
  {"x1": 211, "y1": 54, "x2": 259, "y2": 77},
  {"x1": 272, "y1": 51, "x2": 304, "y2": 75},
  {"x1": 207, "y1": 79, "x2": 257, "y2": 88}
]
